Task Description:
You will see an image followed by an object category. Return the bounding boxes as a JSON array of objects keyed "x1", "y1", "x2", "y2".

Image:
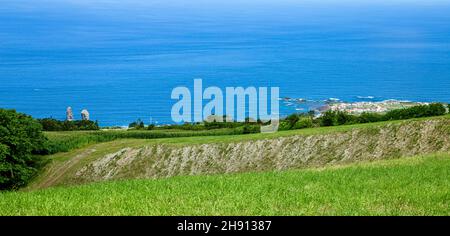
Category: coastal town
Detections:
[
  {"x1": 279, "y1": 97, "x2": 439, "y2": 115},
  {"x1": 326, "y1": 100, "x2": 429, "y2": 114}
]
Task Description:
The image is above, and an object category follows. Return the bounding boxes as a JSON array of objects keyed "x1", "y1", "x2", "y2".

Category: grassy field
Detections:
[
  {"x1": 2, "y1": 153, "x2": 449, "y2": 216},
  {"x1": 24, "y1": 115, "x2": 449, "y2": 190},
  {"x1": 43, "y1": 127, "x2": 249, "y2": 153}
]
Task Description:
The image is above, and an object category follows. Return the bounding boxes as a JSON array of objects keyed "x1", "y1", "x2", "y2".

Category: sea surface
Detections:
[{"x1": 1, "y1": 0, "x2": 450, "y2": 126}]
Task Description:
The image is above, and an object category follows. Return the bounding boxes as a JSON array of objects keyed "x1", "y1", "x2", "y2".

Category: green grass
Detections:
[
  {"x1": 2, "y1": 153, "x2": 449, "y2": 216},
  {"x1": 43, "y1": 127, "x2": 251, "y2": 153}
]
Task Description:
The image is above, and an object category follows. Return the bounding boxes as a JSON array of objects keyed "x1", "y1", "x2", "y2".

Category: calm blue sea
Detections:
[{"x1": 1, "y1": 0, "x2": 450, "y2": 126}]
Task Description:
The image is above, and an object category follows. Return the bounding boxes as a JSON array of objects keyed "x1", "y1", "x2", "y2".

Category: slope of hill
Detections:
[
  {"x1": 2, "y1": 153, "x2": 450, "y2": 216},
  {"x1": 27, "y1": 116, "x2": 450, "y2": 190}
]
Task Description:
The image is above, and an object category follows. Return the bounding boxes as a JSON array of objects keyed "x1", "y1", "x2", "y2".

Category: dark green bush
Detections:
[
  {"x1": 277, "y1": 121, "x2": 292, "y2": 131},
  {"x1": 320, "y1": 111, "x2": 338, "y2": 127},
  {"x1": 38, "y1": 118, "x2": 99, "y2": 131},
  {"x1": 240, "y1": 124, "x2": 260, "y2": 134},
  {"x1": 428, "y1": 103, "x2": 447, "y2": 116},
  {"x1": 293, "y1": 117, "x2": 314, "y2": 129},
  {"x1": 319, "y1": 111, "x2": 358, "y2": 127},
  {"x1": 384, "y1": 103, "x2": 446, "y2": 120},
  {"x1": 128, "y1": 119, "x2": 145, "y2": 129},
  {"x1": 155, "y1": 120, "x2": 257, "y2": 131},
  {"x1": 285, "y1": 113, "x2": 300, "y2": 126},
  {"x1": 336, "y1": 111, "x2": 357, "y2": 125},
  {"x1": 204, "y1": 121, "x2": 245, "y2": 130},
  {"x1": 147, "y1": 124, "x2": 155, "y2": 130},
  {"x1": 0, "y1": 109, "x2": 48, "y2": 190},
  {"x1": 38, "y1": 118, "x2": 64, "y2": 131},
  {"x1": 357, "y1": 112, "x2": 385, "y2": 123}
]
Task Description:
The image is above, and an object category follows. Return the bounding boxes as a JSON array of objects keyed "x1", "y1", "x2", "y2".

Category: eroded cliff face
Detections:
[{"x1": 72, "y1": 119, "x2": 450, "y2": 184}]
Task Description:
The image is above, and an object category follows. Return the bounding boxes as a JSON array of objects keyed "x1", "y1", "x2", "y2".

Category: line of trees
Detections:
[
  {"x1": 128, "y1": 117, "x2": 264, "y2": 132},
  {"x1": 38, "y1": 118, "x2": 99, "y2": 131},
  {"x1": 129, "y1": 103, "x2": 449, "y2": 132},
  {"x1": 279, "y1": 103, "x2": 448, "y2": 130}
]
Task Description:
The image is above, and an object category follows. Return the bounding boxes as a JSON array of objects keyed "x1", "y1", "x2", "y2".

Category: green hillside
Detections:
[
  {"x1": 44, "y1": 115, "x2": 450, "y2": 150},
  {"x1": 1, "y1": 153, "x2": 449, "y2": 216},
  {"x1": 27, "y1": 116, "x2": 450, "y2": 190}
]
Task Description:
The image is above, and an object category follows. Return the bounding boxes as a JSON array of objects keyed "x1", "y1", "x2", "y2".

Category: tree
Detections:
[
  {"x1": 320, "y1": 111, "x2": 337, "y2": 127},
  {"x1": 0, "y1": 109, "x2": 47, "y2": 190},
  {"x1": 384, "y1": 103, "x2": 446, "y2": 120},
  {"x1": 358, "y1": 112, "x2": 384, "y2": 123},
  {"x1": 278, "y1": 121, "x2": 292, "y2": 131},
  {"x1": 285, "y1": 113, "x2": 300, "y2": 126},
  {"x1": 129, "y1": 119, "x2": 145, "y2": 129},
  {"x1": 307, "y1": 110, "x2": 316, "y2": 117},
  {"x1": 38, "y1": 118, "x2": 99, "y2": 131},
  {"x1": 38, "y1": 118, "x2": 63, "y2": 131},
  {"x1": 293, "y1": 117, "x2": 313, "y2": 129},
  {"x1": 240, "y1": 124, "x2": 260, "y2": 134},
  {"x1": 335, "y1": 111, "x2": 358, "y2": 125},
  {"x1": 427, "y1": 103, "x2": 446, "y2": 116}
]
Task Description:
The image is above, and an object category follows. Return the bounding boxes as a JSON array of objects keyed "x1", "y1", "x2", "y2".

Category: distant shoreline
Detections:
[
  {"x1": 280, "y1": 97, "x2": 449, "y2": 116},
  {"x1": 100, "y1": 99, "x2": 448, "y2": 128}
]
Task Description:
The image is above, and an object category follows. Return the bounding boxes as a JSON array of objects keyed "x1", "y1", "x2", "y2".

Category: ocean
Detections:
[{"x1": 1, "y1": 0, "x2": 450, "y2": 126}]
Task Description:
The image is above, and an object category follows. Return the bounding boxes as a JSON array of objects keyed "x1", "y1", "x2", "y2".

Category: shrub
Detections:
[
  {"x1": 384, "y1": 103, "x2": 446, "y2": 120},
  {"x1": 204, "y1": 121, "x2": 244, "y2": 130},
  {"x1": 128, "y1": 119, "x2": 145, "y2": 129},
  {"x1": 427, "y1": 103, "x2": 447, "y2": 116},
  {"x1": 293, "y1": 117, "x2": 313, "y2": 129},
  {"x1": 357, "y1": 112, "x2": 385, "y2": 123},
  {"x1": 38, "y1": 118, "x2": 99, "y2": 131},
  {"x1": 278, "y1": 121, "x2": 292, "y2": 131},
  {"x1": 0, "y1": 109, "x2": 47, "y2": 190},
  {"x1": 335, "y1": 111, "x2": 357, "y2": 125},
  {"x1": 320, "y1": 111, "x2": 337, "y2": 127},
  {"x1": 38, "y1": 118, "x2": 64, "y2": 131},
  {"x1": 242, "y1": 124, "x2": 260, "y2": 134},
  {"x1": 285, "y1": 114, "x2": 300, "y2": 126}
]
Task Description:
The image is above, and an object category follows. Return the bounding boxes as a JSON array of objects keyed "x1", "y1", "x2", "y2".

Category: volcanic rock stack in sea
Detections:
[
  {"x1": 81, "y1": 109, "x2": 90, "y2": 121},
  {"x1": 66, "y1": 107, "x2": 74, "y2": 121}
]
